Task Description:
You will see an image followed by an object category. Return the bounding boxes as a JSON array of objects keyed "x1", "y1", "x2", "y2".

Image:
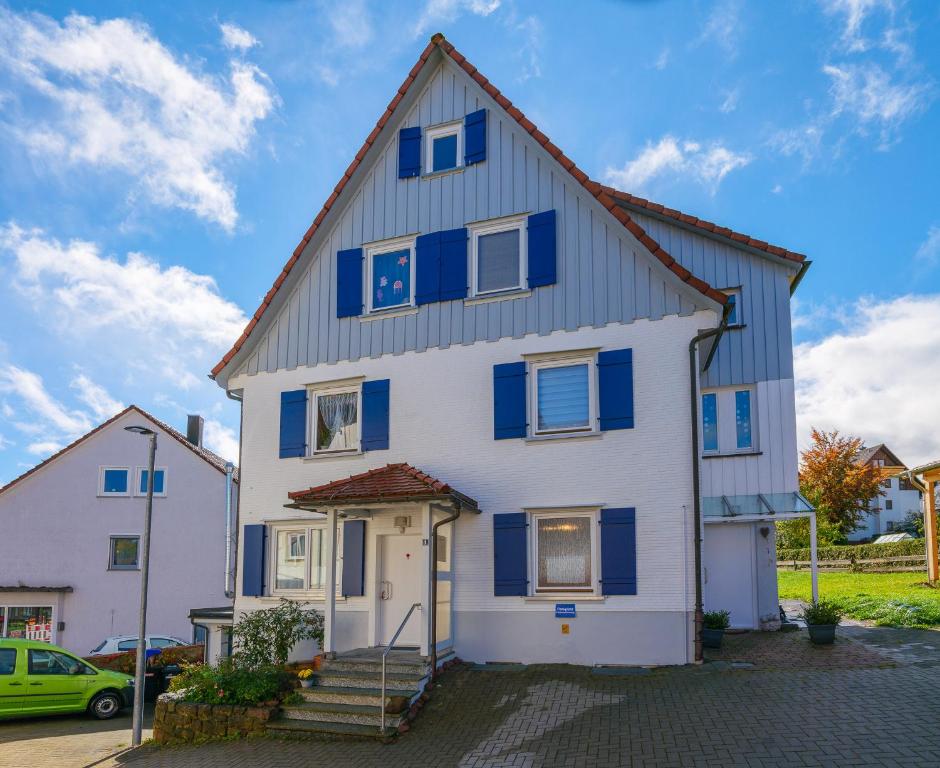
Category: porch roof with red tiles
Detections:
[
  {"x1": 287, "y1": 463, "x2": 479, "y2": 509},
  {"x1": 211, "y1": 33, "x2": 739, "y2": 382}
]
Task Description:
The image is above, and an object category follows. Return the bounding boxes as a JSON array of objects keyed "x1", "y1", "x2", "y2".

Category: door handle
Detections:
[
  {"x1": 29, "y1": 682, "x2": 42, "y2": 686},
  {"x1": 8, "y1": 682, "x2": 23, "y2": 686},
  {"x1": 380, "y1": 580, "x2": 392, "y2": 600}
]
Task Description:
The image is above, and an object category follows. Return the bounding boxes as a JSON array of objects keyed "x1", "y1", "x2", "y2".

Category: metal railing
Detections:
[{"x1": 380, "y1": 602, "x2": 422, "y2": 733}]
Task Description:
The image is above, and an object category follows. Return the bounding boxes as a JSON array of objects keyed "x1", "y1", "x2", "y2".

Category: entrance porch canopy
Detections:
[{"x1": 284, "y1": 463, "x2": 478, "y2": 660}]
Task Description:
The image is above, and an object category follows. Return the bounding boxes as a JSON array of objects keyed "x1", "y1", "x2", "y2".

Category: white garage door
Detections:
[{"x1": 703, "y1": 523, "x2": 757, "y2": 629}]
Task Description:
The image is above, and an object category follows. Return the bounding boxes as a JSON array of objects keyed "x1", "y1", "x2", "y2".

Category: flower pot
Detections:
[
  {"x1": 299, "y1": 679, "x2": 314, "y2": 688},
  {"x1": 807, "y1": 624, "x2": 837, "y2": 645},
  {"x1": 701, "y1": 628, "x2": 724, "y2": 649}
]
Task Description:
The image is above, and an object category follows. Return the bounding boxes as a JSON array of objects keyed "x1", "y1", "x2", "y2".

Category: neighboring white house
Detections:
[
  {"x1": 210, "y1": 35, "x2": 812, "y2": 672},
  {"x1": 0, "y1": 406, "x2": 237, "y2": 657},
  {"x1": 848, "y1": 444, "x2": 923, "y2": 542}
]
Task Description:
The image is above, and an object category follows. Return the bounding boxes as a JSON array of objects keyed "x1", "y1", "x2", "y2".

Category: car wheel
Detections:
[{"x1": 89, "y1": 692, "x2": 122, "y2": 720}]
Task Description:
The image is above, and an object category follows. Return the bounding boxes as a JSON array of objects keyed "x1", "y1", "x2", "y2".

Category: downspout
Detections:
[
  {"x1": 224, "y1": 462, "x2": 235, "y2": 599},
  {"x1": 689, "y1": 304, "x2": 732, "y2": 663},
  {"x1": 429, "y1": 500, "x2": 462, "y2": 678},
  {"x1": 225, "y1": 390, "x2": 243, "y2": 602}
]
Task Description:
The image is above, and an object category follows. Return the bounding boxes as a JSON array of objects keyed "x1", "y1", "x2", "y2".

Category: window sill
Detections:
[
  {"x1": 702, "y1": 451, "x2": 763, "y2": 459},
  {"x1": 108, "y1": 567, "x2": 140, "y2": 572},
  {"x1": 359, "y1": 306, "x2": 418, "y2": 323},
  {"x1": 303, "y1": 450, "x2": 363, "y2": 462},
  {"x1": 260, "y1": 594, "x2": 346, "y2": 603},
  {"x1": 524, "y1": 595, "x2": 605, "y2": 603},
  {"x1": 421, "y1": 166, "x2": 464, "y2": 180},
  {"x1": 525, "y1": 431, "x2": 602, "y2": 444},
  {"x1": 98, "y1": 494, "x2": 131, "y2": 498},
  {"x1": 464, "y1": 289, "x2": 532, "y2": 307}
]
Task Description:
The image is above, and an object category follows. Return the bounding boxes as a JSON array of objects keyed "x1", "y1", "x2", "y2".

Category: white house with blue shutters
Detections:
[{"x1": 212, "y1": 35, "x2": 815, "y2": 675}]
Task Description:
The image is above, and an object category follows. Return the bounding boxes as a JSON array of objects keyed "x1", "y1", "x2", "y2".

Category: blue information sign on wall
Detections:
[{"x1": 555, "y1": 603, "x2": 576, "y2": 619}]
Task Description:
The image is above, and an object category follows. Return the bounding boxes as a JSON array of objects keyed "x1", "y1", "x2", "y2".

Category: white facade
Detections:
[
  {"x1": 849, "y1": 474, "x2": 922, "y2": 541},
  {"x1": 0, "y1": 408, "x2": 235, "y2": 656}
]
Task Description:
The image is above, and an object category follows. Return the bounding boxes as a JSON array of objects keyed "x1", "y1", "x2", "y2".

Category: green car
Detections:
[{"x1": 0, "y1": 638, "x2": 134, "y2": 720}]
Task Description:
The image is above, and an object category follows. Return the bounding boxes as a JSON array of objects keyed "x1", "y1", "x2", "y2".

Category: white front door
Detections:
[
  {"x1": 378, "y1": 535, "x2": 423, "y2": 647},
  {"x1": 703, "y1": 523, "x2": 757, "y2": 629}
]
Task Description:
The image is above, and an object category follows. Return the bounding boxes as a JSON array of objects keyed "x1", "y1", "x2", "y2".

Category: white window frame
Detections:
[
  {"x1": 701, "y1": 386, "x2": 758, "y2": 455},
  {"x1": 530, "y1": 509, "x2": 599, "y2": 595},
  {"x1": 98, "y1": 466, "x2": 131, "y2": 497},
  {"x1": 701, "y1": 392, "x2": 719, "y2": 455},
  {"x1": 469, "y1": 214, "x2": 527, "y2": 297},
  {"x1": 108, "y1": 534, "x2": 140, "y2": 571},
  {"x1": 308, "y1": 383, "x2": 362, "y2": 455},
  {"x1": 721, "y1": 287, "x2": 742, "y2": 326},
  {"x1": 424, "y1": 120, "x2": 463, "y2": 174},
  {"x1": 270, "y1": 525, "x2": 326, "y2": 595},
  {"x1": 365, "y1": 235, "x2": 416, "y2": 314},
  {"x1": 529, "y1": 353, "x2": 597, "y2": 436},
  {"x1": 134, "y1": 467, "x2": 168, "y2": 497}
]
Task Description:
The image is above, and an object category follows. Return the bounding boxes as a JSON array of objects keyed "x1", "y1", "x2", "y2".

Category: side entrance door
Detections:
[
  {"x1": 378, "y1": 535, "x2": 423, "y2": 647},
  {"x1": 703, "y1": 523, "x2": 757, "y2": 629},
  {"x1": 24, "y1": 648, "x2": 88, "y2": 713}
]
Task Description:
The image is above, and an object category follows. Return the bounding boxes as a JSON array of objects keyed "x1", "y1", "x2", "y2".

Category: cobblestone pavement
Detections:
[
  {"x1": 0, "y1": 705, "x2": 152, "y2": 768},
  {"x1": 89, "y1": 627, "x2": 940, "y2": 768}
]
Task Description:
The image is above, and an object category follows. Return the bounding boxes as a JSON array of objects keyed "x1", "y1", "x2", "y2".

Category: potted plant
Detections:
[
  {"x1": 297, "y1": 668, "x2": 315, "y2": 688},
  {"x1": 801, "y1": 600, "x2": 843, "y2": 645},
  {"x1": 701, "y1": 610, "x2": 730, "y2": 649}
]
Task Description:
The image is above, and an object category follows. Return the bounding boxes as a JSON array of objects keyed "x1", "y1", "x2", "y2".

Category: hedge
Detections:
[{"x1": 777, "y1": 539, "x2": 927, "y2": 563}]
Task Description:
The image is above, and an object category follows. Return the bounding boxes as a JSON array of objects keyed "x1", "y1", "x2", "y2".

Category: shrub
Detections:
[
  {"x1": 703, "y1": 610, "x2": 730, "y2": 630},
  {"x1": 777, "y1": 538, "x2": 926, "y2": 563},
  {"x1": 801, "y1": 600, "x2": 843, "y2": 626},
  {"x1": 232, "y1": 599, "x2": 324, "y2": 669},
  {"x1": 168, "y1": 659, "x2": 292, "y2": 706}
]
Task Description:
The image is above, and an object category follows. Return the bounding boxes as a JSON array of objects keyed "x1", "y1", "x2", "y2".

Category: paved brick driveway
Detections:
[{"x1": 92, "y1": 627, "x2": 940, "y2": 768}]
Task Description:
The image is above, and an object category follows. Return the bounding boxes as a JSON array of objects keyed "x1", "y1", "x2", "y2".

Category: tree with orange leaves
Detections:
[{"x1": 799, "y1": 428, "x2": 885, "y2": 536}]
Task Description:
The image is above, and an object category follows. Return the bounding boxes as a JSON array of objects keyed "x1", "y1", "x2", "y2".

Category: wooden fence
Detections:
[{"x1": 780, "y1": 554, "x2": 926, "y2": 573}]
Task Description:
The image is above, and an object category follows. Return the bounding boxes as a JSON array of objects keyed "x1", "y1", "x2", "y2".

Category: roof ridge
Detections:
[{"x1": 210, "y1": 34, "x2": 728, "y2": 380}]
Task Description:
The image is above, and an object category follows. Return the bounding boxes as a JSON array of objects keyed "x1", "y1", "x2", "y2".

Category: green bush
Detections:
[
  {"x1": 168, "y1": 660, "x2": 292, "y2": 706},
  {"x1": 703, "y1": 610, "x2": 730, "y2": 630},
  {"x1": 233, "y1": 599, "x2": 324, "y2": 669},
  {"x1": 801, "y1": 600, "x2": 843, "y2": 626},
  {"x1": 777, "y1": 539, "x2": 925, "y2": 563}
]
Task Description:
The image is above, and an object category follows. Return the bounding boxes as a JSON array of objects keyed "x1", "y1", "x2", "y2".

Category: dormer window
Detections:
[{"x1": 425, "y1": 121, "x2": 462, "y2": 173}]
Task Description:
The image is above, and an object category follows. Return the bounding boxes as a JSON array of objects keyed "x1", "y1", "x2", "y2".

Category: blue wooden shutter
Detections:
[
  {"x1": 361, "y1": 379, "x2": 390, "y2": 451},
  {"x1": 242, "y1": 524, "x2": 267, "y2": 597},
  {"x1": 527, "y1": 210, "x2": 557, "y2": 288},
  {"x1": 342, "y1": 520, "x2": 366, "y2": 597},
  {"x1": 439, "y1": 227, "x2": 468, "y2": 301},
  {"x1": 279, "y1": 390, "x2": 307, "y2": 458},
  {"x1": 493, "y1": 362, "x2": 527, "y2": 439},
  {"x1": 398, "y1": 126, "x2": 421, "y2": 178},
  {"x1": 415, "y1": 231, "x2": 441, "y2": 306},
  {"x1": 464, "y1": 109, "x2": 486, "y2": 165},
  {"x1": 597, "y1": 348, "x2": 634, "y2": 431},
  {"x1": 493, "y1": 513, "x2": 528, "y2": 596},
  {"x1": 336, "y1": 247, "x2": 363, "y2": 318},
  {"x1": 600, "y1": 508, "x2": 637, "y2": 595}
]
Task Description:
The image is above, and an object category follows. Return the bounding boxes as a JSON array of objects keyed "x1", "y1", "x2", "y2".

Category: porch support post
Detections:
[
  {"x1": 421, "y1": 502, "x2": 432, "y2": 659},
  {"x1": 324, "y1": 507, "x2": 338, "y2": 656},
  {"x1": 809, "y1": 511, "x2": 819, "y2": 604},
  {"x1": 925, "y1": 476, "x2": 939, "y2": 585}
]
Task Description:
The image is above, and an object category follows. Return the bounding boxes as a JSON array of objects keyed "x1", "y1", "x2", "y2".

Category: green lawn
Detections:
[{"x1": 778, "y1": 570, "x2": 940, "y2": 628}]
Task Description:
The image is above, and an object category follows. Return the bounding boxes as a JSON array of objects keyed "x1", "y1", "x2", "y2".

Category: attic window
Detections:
[
  {"x1": 425, "y1": 121, "x2": 462, "y2": 173},
  {"x1": 721, "y1": 288, "x2": 742, "y2": 326}
]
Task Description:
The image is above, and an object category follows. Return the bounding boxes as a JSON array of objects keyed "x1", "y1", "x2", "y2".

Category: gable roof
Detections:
[
  {"x1": 856, "y1": 443, "x2": 907, "y2": 469},
  {"x1": 211, "y1": 33, "x2": 735, "y2": 383},
  {"x1": 287, "y1": 462, "x2": 478, "y2": 509},
  {"x1": 0, "y1": 405, "x2": 237, "y2": 497}
]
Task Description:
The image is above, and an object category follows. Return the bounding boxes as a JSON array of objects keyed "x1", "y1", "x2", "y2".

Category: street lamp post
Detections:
[{"x1": 125, "y1": 425, "x2": 157, "y2": 747}]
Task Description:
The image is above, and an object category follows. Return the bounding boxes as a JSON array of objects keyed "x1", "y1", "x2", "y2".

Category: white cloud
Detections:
[
  {"x1": 204, "y1": 418, "x2": 239, "y2": 464},
  {"x1": 413, "y1": 0, "x2": 501, "y2": 38},
  {"x1": 698, "y1": 0, "x2": 742, "y2": 57},
  {"x1": 325, "y1": 0, "x2": 374, "y2": 49},
  {"x1": 220, "y1": 22, "x2": 259, "y2": 52},
  {"x1": 0, "y1": 365, "x2": 92, "y2": 437},
  {"x1": 27, "y1": 441, "x2": 63, "y2": 456},
  {"x1": 719, "y1": 88, "x2": 740, "y2": 113},
  {"x1": 0, "y1": 10, "x2": 276, "y2": 230},
  {"x1": 603, "y1": 136, "x2": 751, "y2": 195},
  {"x1": 819, "y1": 0, "x2": 895, "y2": 53},
  {"x1": 70, "y1": 373, "x2": 123, "y2": 421},
  {"x1": 771, "y1": 184, "x2": 783, "y2": 194},
  {"x1": 654, "y1": 47, "x2": 670, "y2": 71},
  {"x1": 794, "y1": 294, "x2": 940, "y2": 466},
  {"x1": 915, "y1": 226, "x2": 940, "y2": 271}
]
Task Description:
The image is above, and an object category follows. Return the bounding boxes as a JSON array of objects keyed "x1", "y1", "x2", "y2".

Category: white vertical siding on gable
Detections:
[{"x1": 237, "y1": 62, "x2": 704, "y2": 377}]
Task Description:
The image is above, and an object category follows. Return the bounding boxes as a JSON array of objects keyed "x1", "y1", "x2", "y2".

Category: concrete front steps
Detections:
[{"x1": 268, "y1": 649, "x2": 452, "y2": 740}]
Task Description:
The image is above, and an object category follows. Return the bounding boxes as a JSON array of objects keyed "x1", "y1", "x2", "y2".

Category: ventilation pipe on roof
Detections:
[{"x1": 224, "y1": 462, "x2": 235, "y2": 599}]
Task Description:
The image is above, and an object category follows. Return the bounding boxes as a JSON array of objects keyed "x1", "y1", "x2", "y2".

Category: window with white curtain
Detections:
[
  {"x1": 314, "y1": 387, "x2": 360, "y2": 453},
  {"x1": 470, "y1": 215, "x2": 526, "y2": 296},
  {"x1": 531, "y1": 356, "x2": 595, "y2": 435},
  {"x1": 533, "y1": 512, "x2": 596, "y2": 593},
  {"x1": 274, "y1": 527, "x2": 324, "y2": 592}
]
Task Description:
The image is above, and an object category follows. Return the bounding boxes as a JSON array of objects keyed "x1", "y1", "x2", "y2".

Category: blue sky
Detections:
[{"x1": 0, "y1": 0, "x2": 938, "y2": 483}]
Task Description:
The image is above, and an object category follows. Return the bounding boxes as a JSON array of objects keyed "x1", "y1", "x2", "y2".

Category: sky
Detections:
[{"x1": 0, "y1": 0, "x2": 937, "y2": 485}]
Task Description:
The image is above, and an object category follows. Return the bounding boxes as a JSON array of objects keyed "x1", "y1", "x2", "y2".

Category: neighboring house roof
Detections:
[
  {"x1": 287, "y1": 462, "x2": 478, "y2": 509},
  {"x1": 211, "y1": 33, "x2": 751, "y2": 382},
  {"x1": 0, "y1": 405, "x2": 238, "y2": 497},
  {"x1": 0, "y1": 585, "x2": 73, "y2": 593},
  {"x1": 856, "y1": 444, "x2": 907, "y2": 470}
]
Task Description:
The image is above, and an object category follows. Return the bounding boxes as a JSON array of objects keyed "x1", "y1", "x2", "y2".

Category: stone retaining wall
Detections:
[{"x1": 153, "y1": 693, "x2": 278, "y2": 745}]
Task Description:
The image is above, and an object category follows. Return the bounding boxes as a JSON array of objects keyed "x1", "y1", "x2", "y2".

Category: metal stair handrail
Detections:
[{"x1": 380, "y1": 602, "x2": 422, "y2": 733}]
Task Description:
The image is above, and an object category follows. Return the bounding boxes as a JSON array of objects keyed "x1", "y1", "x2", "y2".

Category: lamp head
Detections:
[{"x1": 124, "y1": 425, "x2": 156, "y2": 437}]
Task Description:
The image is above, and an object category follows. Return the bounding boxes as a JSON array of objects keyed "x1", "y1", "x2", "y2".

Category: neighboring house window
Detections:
[
  {"x1": 367, "y1": 237, "x2": 415, "y2": 312},
  {"x1": 425, "y1": 121, "x2": 462, "y2": 173},
  {"x1": 110, "y1": 536, "x2": 140, "y2": 570},
  {"x1": 882, "y1": 478, "x2": 892, "y2": 489},
  {"x1": 312, "y1": 385, "x2": 361, "y2": 453},
  {"x1": 470, "y1": 215, "x2": 526, "y2": 296},
  {"x1": 721, "y1": 288, "x2": 742, "y2": 326},
  {"x1": 532, "y1": 511, "x2": 596, "y2": 594},
  {"x1": 137, "y1": 468, "x2": 167, "y2": 496},
  {"x1": 221, "y1": 627, "x2": 233, "y2": 658},
  {"x1": 531, "y1": 355, "x2": 595, "y2": 435},
  {"x1": 701, "y1": 388, "x2": 757, "y2": 454},
  {"x1": 885, "y1": 500, "x2": 893, "y2": 510},
  {"x1": 273, "y1": 527, "x2": 325, "y2": 592},
  {"x1": 899, "y1": 476, "x2": 914, "y2": 491},
  {"x1": 887, "y1": 521, "x2": 896, "y2": 532},
  {"x1": 100, "y1": 467, "x2": 130, "y2": 496},
  {"x1": 2, "y1": 606, "x2": 53, "y2": 642}
]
